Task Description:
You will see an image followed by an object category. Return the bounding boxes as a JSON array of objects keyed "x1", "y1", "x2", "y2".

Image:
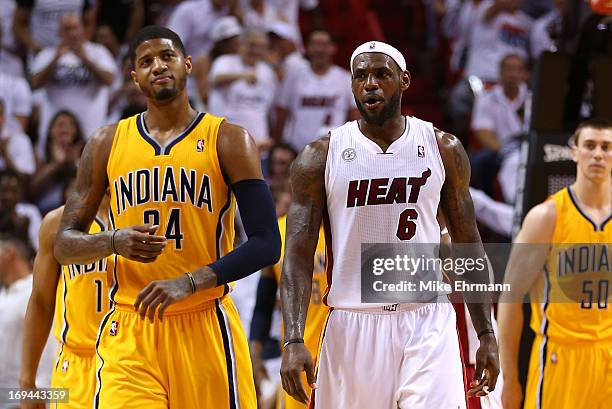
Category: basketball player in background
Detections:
[
  {"x1": 20, "y1": 197, "x2": 110, "y2": 409},
  {"x1": 499, "y1": 118, "x2": 612, "y2": 409},
  {"x1": 53, "y1": 26, "x2": 280, "y2": 409},
  {"x1": 280, "y1": 41, "x2": 499, "y2": 408},
  {"x1": 250, "y1": 182, "x2": 328, "y2": 409}
]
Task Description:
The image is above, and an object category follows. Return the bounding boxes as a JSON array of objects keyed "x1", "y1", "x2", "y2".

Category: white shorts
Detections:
[{"x1": 313, "y1": 302, "x2": 467, "y2": 409}]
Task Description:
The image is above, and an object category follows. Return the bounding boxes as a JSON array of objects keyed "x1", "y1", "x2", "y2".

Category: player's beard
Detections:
[
  {"x1": 147, "y1": 74, "x2": 187, "y2": 102},
  {"x1": 356, "y1": 89, "x2": 401, "y2": 126}
]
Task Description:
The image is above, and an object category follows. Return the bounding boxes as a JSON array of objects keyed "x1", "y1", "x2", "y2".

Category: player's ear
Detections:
[
  {"x1": 569, "y1": 136, "x2": 578, "y2": 163},
  {"x1": 185, "y1": 55, "x2": 193, "y2": 75},
  {"x1": 130, "y1": 69, "x2": 138, "y2": 86},
  {"x1": 400, "y1": 70, "x2": 411, "y2": 91}
]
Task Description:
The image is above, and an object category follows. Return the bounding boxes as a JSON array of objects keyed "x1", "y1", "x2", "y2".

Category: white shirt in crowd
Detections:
[
  {"x1": 0, "y1": 123, "x2": 36, "y2": 176},
  {"x1": 167, "y1": 0, "x2": 230, "y2": 59},
  {"x1": 0, "y1": 275, "x2": 56, "y2": 408},
  {"x1": 254, "y1": 0, "x2": 318, "y2": 47},
  {"x1": 464, "y1": 0, "x2": 533, "y2": 81},
  {"x1": 208, "y1": 55, "x2": 277, "y2": 143},
  {"x1": 0, "y1": 72, "x2": 33, "y2": 131},
  {"x1": 0, "y1": 0, "x2": 25, "y2": 77},
  {"x1": 15, "y1": 202, "x2": 42, "y2": 251},
  {"x1": 16, "y1": 0, "x2": 90, "y2": 51},
  {"x1": 530, "y1": 10, "x2": 559, "y2": 59},
  {"x1": 31, "y1": 41, "x2": 117, "y2": 156},
  {"x1": 471, "y1": 83, "x2": 529, "y2": 156},
  {"x1": 167, "y1": 0, "x2": 231, "y2": 99},
  {"x1": 277, "y1": 64, "x2": 355, "y2": 151}
]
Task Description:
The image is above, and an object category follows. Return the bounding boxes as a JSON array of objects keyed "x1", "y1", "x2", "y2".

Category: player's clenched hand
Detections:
[
  {"x1": 280, "y1": 343, "x2": 315, "y2": 404},
  {"x1": 501, "y1": 376, "x2": 523, "y2": 409},
  {"x1": 113, "y1": 224, "x2": 167, "y2": 263},
  {"x1": 469, "y1": 333, "x2": 500, "y2": 397},
  {"x1": 133, "y1": 276, "x2": 191, "y2": 321}
]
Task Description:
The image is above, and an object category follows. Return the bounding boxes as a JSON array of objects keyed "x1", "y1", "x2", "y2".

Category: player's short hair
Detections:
[
  {"x1": 129, "y1": 25, "x2": 186, "y2": 65},
  {"x1": 570, "y1": 118, "x2": 612, "y2": 146}
]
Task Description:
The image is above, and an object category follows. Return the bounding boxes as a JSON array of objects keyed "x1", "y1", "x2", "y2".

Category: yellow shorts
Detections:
[
  {"x1": 524, "y1": 335, "x2": 612, "y2": 409},
  {"x1": 50, "y1": 345, "x2": 97, "y2": 408},
  {"x1": 94, "y1": 296, "x2": 256, "y2": 409}
]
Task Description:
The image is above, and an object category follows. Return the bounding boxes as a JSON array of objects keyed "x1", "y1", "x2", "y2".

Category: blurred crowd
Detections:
[{"x1": 0, "y1": 0, "x2": 610, "y2": 406}]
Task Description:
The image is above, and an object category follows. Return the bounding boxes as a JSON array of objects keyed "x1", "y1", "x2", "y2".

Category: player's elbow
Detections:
[{"x1": 53, "y1": 232, "x2": 71, "y2": 264}]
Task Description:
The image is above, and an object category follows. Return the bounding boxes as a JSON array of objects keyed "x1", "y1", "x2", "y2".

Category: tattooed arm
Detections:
[
  {"x1": 54, "y1": 125, "x2": 167, "y2": 265},
  {"x1": 280, "y1": 136, "x2": 329, "y2": 404},
  {"x1": 436, "y1": 129, "x2": 500, "y2": 397}
]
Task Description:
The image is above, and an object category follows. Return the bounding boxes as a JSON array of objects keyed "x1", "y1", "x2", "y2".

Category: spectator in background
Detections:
[
  {"x1": 12, "y1": 0, "x2": 96, "y2": 57},
  {"x1": 443, "y1": 0, "x2": 485, "y2": 75},
  {"x1": 0, "y1": 170, "x2": 41, "y2": 252},
  {"x1": 96, "y1": 0, "x2": 144, "y2": 46},
  {"x1": 265, "y1": 142, "x2": 296, "y2": 184},
  {"x1": 31, "y1": 13, "x2": 116, "y2": 155},
  {"x1": 107, "y1": 54, "x2": 147, "y2": 122},
  {"x1": 273, "y1": 30, "x2": 358, "y2": 152},
  {"x1": 471, "y1": 53, "x2": 529, "y2": 204},
  {"x1": 194, "y1": 16, "x2": 243, "y2": 106},
  {"x1": 0, "y1": 70, "x2": 32, "y2": 132},
  {"x1": 0, "y1": 0, "x2": 26, "y2": 77},
  {"x1": 94, "y1": 24, "x2": 128, "y2": 68},
  {"x1": 253, "y1": 0, "x2": 320, "y2": 48},
  {"x1": 0, "y1": 235, "x2": 56, "y2": 406},
  {"x1": 0, "y1": 99, "x2": 36, "y2": 180},
  {"x1": 267, "y1": 21, "x2": 307, "y2": 80},
  {"x1": 463, "y1": 0, "x2": 532, "y2": 83},
  {"x1": 530, "y1": 0, "x2": 565, "y2": 59},
  {"x1": 167, "y1": 0, "x2": 243, "y2": 101},
  {"x1": 0, "y1": 21, "x2": 32, "y2": 131},
  {"x1": 242, "y1": 0, "x2": 283, "y2": 29},
  {"x1": 447, "y1": 0, "x2": 532, "y2": 145},
  {"x1": 209, "y1": 28, "x2": 278, "y2": 153},
  {"x1": 30, "y1": 110, "x2": 84, "y2": 215}
]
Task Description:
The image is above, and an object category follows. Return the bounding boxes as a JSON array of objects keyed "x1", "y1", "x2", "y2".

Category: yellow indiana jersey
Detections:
[
  {"x1": 107, "y1": 112, "x2": 235, "y2": 313},
  {"x1": 273, "y1": 215, "x2": 329, "y2": 358},
  {"x1": 53, "y1": 217, "x2": 110, "y2": 351},
  {"x1": 530, "y1": 186, "x2": 612, "y2": 343}
]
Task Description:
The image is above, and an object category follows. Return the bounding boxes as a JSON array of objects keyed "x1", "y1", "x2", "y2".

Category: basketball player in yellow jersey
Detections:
[
  {"x1": 20, "y1": 195, "x2": 110, "y2": 409},
  {"x1": 250, "y1": 215, "x2": 328, "y2": 409},
  {"x1": 499, "y1": 118, "x2": 612, "y2": 409},
  {"x1": 53, "y1": 26, "x2": 280, "y2": 409}
]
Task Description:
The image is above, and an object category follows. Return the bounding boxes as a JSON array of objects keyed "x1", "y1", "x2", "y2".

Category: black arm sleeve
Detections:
[
  {"x1": 208, "y1": 179, "x2": 281, "y2": 285},
  {"x1": 249, "y1": 274, "x2": 278, "y2": 342}
]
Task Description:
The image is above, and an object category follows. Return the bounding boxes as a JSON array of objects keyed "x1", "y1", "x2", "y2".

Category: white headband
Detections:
[{"x1": 350, "y1": 41, "x2": 406, "y2": 74}]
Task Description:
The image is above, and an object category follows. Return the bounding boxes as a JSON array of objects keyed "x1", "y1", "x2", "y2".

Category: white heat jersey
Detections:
[{"x1": 323, "y1": 116, "x2": 445, "y2": 309}]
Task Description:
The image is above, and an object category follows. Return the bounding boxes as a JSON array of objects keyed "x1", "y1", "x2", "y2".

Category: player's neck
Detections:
[
  {"x1": 358, "y1": 115, "x2": 406, "y2": 144},
  {"x1": 572, "y1": 177, "x2": 611, "y2": 210},
  {"x1": 145, "y1": 93, "x2": 197, "y2": 132}
]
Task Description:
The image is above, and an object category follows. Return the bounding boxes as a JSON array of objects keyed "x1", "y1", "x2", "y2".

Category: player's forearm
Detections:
[
  {"x1": 280, "y1": 260, "x2": 313, "y2": 340},
  {"x1": 497, "y1": 302, "x2": 523, "y2": 382},
  {"x1": 20, "y1": 296, "x2": 55, "y2": 387},
  {"x1": 54, "y1": 228, "x2": 114, "y2": 265}
]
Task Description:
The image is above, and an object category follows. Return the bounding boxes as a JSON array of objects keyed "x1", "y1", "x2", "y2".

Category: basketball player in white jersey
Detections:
[{"x1": 280, "y1": 41, "x2": 500, "y2": 408}]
